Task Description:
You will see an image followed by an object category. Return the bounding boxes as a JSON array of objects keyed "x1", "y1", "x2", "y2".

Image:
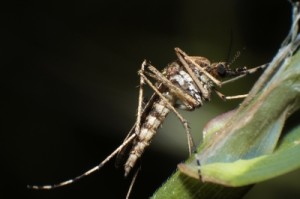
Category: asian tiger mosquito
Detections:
[{"x1": 28, "y1": 47, "x2": 266, "y2": 196}]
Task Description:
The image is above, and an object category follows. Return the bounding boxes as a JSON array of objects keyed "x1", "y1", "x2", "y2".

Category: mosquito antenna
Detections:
[
  {"x1": 27, "y1": 133, "x2": 136, "y2": 190},
  {"x1": 228, "y1": 49, "x2": 242, "y2": 67},
  {"x1": 225, "y1": 28, "x2": 246, "y2": 67}
]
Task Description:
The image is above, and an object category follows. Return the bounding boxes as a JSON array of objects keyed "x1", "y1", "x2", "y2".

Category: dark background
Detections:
[{"x1": 2, "y1": 0, "x2": 300, "y2": 198}]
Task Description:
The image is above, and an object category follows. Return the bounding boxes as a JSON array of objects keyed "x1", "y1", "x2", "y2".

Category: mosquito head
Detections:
[
  {"x1": 216, "y1": 62, "x2": 228, "y2": 77},
  {"x1": 211, "y1": 62, "x2": 248, "y2": 79},
  {"x1": 210, "y1": 62, "x2": 229, "y2": 78}
]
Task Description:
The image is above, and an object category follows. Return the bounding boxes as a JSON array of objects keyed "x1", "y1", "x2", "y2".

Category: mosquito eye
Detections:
[{"x1": 217, "y1": 64, "x2": 227, "y2": 77}]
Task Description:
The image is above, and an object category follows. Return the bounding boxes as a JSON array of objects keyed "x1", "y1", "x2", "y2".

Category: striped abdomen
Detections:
[{"x1": 124, "y1": 95, "x2": 175, "y2": 176}]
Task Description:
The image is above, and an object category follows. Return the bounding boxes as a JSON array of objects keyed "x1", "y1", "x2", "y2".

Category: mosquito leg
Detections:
[
  {"x1": 194, "y1": 152, "x2": 202, "y2": 180},
  {"x1": 194, "y1": 90, "x2": 246, "y2": 181},
  {"x1": 221, "y1": 63, "x2": 268, "y2": 86},
  {"x1": 125, "y1": 166, "x2": 141, "y2": 199},
  {"x1": 138, "y1": 68, "x2": 195, "y2": 155},
  {"x1": 27, "y1": 133, "x2": 136, "y2": 190},
  {"x1": 135, "y1": 61, "x2": 147, "y2": 136},
  {"x1": 214, "y1": 89, "x2": 248, "y2": 101},
  {"x1": 224, "y1": 94, "x2": 248, "y2": 100}
]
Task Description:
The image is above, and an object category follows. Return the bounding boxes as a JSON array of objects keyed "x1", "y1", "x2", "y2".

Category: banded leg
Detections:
[
  {"x1": 221, "y1": 63, "x2": 268, "y2": 86},
  {"x1": 214, "y1": 89, "x2": 248, "y2": 101},
  {"x1": 135, "y1": 60, "x2": 147, "y2": 136},
  {"x1": 27, "y1": 133, "x2": 136, "y2": 189},
  {"x1": 27, "y1": 62, "x2": 147, "y2": 190}
]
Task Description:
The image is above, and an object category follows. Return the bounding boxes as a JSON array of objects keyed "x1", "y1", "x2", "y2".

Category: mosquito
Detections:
[{"x1": 28, "y1": 47, "x2": 266, "y2": 195}]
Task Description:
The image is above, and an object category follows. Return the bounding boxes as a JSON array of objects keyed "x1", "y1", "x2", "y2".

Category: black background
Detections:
[{"x1": 2, "y1": 0, "x2": 300, "y2": 198}]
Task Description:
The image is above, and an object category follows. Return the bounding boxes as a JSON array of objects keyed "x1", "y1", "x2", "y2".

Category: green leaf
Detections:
[{"x1": 179, "y1": 125, "x2": 300, "y2": 186}]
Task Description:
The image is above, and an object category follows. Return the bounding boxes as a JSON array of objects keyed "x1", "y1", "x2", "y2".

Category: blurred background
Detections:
[{"x1": 2, "y1": 0, "x2": 300, "y2": 198}]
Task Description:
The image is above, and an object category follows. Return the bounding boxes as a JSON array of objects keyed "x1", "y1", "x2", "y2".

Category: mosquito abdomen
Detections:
[{"x1": 124, "y1": 96, "x2": 174, "y2": 177}]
